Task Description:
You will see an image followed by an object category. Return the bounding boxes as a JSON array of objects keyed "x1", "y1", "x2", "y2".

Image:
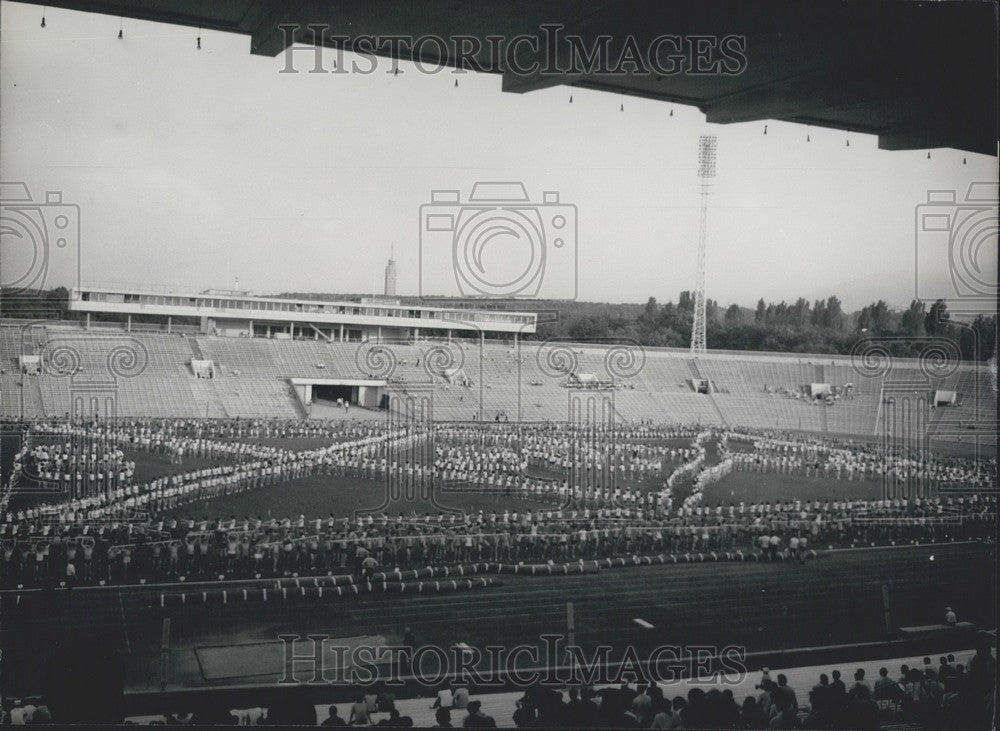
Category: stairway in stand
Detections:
[
  {"x1": 187, "y1": 336, "x2": 229, "y2": 418},
  {"x1": 815, "y1": 364, "x2": 829, "y2": 433},
  {"x1": 30, "y1": 377, "x2": 46, "y2": 418},
  {"x1": 187, "y1": 336, "x2": 206, "y2": 360},
  {"x1": 688, "y1": 358, "x2": 728, "y2": 427}
]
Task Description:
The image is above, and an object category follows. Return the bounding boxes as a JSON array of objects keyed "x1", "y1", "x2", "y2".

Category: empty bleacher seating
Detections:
[{"x1": 1, "y1": 326, "x2": 994, "y2": 438}]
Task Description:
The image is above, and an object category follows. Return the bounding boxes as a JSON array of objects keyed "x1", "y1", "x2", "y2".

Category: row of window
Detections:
[{"x1": 79, "y1": 292, "x2": 535, "y2": 326}]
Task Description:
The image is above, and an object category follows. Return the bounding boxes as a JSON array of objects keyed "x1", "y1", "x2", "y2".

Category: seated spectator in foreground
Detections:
[
  {"x1": 349, "y1": 691, "x2": 370, "y2": 726},
  {"x1": 631, "y1": 682, "x2": 653, "y2": 722},
  {"x1": 768, "y1": 694, "x2": 800, "y2": 729},
  {"x1": 773, "y1": 673, "x2": 798, "y2": 713},
  {"x1": 737, "y1": 696, "x2": 768, "y2": 729},
  {"x1": 564, "y1": 688, "x2": 593, "y2": 728},
  {"x1": 435, "y1": 707, "x2": 452, "y2": 727},
  {"x1": 901, "y1": 668, "x2": 928, "y2": 722},
  {"x1": 830, "y1": 669, "x2": 847, "y2": 705},
  {"x1": 376, "y1": 684, "x2": 397, "y2": 714},
  {"x1": 376, "y1": 708, "x2": 413, "y2": 727},
  {"x1": 648, "y1": 690, "x2": 675, "y2": 729},
  {"x1": 849, "y1": 668, "x2": 871, "y2": 700},
  {"x1": 365, "y1": 686, "x2": 379, "y2": 715},
  {"x1": 846, "y1": 685, "x2": 879, "y2": 731},
  {"x1": 462, "y1": 700, "x2": 496, "y2": 728},
  {"x1": 873, "y1": 666, "x2": 897, "y2": 700},
  {"x1": 810, "y1": 673, "x2": 831, "y2": 714},
  {"x1": 938, "y1": 655, "x2": 953, "y2": 680},
  {"x1": 321, "y1": 706, "x2": 346, "y2": 726}
]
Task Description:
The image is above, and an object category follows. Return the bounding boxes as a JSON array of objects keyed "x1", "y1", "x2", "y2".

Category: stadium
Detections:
[{"x1": 1, "y1": 1, "x2": 997, "y2": 729}]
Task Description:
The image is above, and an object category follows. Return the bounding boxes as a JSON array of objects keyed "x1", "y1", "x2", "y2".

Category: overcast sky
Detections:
[{"x1": 1, "y1": 1, "x2": 996, "y2": 311}]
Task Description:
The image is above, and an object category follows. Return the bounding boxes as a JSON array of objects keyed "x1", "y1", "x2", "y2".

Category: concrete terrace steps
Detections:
[
  {"x1": 0, "y1": 329, "x2": 993, "y2": 440},
  {"x1": 195, "y1": 378, "x2": 231, "y2": 419},
  {"x1": 187, "y1": 336, "x2": 206, "y2": 361}
]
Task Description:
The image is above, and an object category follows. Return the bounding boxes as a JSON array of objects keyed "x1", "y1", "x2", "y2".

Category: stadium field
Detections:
[
  {"x1": 7, "y1": 443, "x2": 227, "y2": 510},
  {"x1": 701, "y1": 471, "x2": 884, "y2": 506},
  {"x1": 157, "y1": 472, "x2": 558, "y2": 520},
  {"x1": 194, "y1": 434, "x2": 367, "y2": 451}
]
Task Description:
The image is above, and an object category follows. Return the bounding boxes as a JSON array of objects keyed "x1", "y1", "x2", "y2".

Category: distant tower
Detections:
[
  {"x1": 691, "y1": 135, "x2": 717, "y2": 355},
  {"x1": 384, "y1": 248, "x2": 397, "y2": 297}
]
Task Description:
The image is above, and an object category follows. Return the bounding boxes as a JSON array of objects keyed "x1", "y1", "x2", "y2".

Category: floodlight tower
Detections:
[{"x1": 690, "y1": 135, "x2": 717, "y2": 355}]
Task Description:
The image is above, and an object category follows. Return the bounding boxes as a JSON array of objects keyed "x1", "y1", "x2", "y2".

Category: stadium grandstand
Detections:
[{"x1": 1, "y1": 316, "x2": 994, "y2": 443}]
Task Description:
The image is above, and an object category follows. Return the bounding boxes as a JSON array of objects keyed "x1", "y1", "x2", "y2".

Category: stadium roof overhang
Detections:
[{"x1": 22, "y1": 0, "x2": 998, "y2": 156}]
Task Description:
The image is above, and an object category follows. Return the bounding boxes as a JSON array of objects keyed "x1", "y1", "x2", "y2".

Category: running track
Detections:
[{"x1": 1, "y1": 542, "x2": 993, "y2": 695}]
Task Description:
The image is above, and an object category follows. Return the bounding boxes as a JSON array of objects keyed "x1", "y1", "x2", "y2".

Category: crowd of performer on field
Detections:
[
  {"x1": 1, "y1": 416, "x2": 994, "y2": 587},
  {"x1": 2, "y1": 498, "x2": 994, "y2": 588},
  {"x1": 724, "y1": 429, "x2": 994, "y2": 489}
]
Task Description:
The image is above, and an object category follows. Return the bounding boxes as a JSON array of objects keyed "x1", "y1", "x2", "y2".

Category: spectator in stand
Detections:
[
  {"x1": 901, "y1": 667, "x2": 928, "y2": 723},
  {"x1": 807, "y1": 673, "x2": 832, "y2": 724},
  {"x1": 375, "y1": 708, "x2": 412, "y2": 727},
  {"x1": 813, "y1": 673, "x2": 832, "y2": 706},
  {"x1": 434, "y1": 707, "x2": 453, "y2": 728},
  {"x1": 964, "y1": 638, "x2": 997, "y2": 729},
  {"x1": 938, "y1": 655, "x2": 953, "y2": 680},
  {"x1": 737, "y1": 696, "x2": 768, "y2": 729},
  {"x1": 321, "y1": 706, "x2": 346, "y2": 726},
  {"x1": 845, "y1": 684, "x2": 879, "y2": 731},
  {"x1": 631, "y1": 682, "x2": 653, "y2": 723},
  {"x1": 647, "y1": 689, "x2": 675, "y2": 730},
  {"x1": 849, "y1": 668, "x2": 871, "y2": 700},
  {"x1": 462, "y1": 700, "x2": 496, "y2": 728},
  {"x1": 773, "y1": 673, "x2": 798, "y2": 713},
  {"x1": 945, "y1": 606, "x2": 958, "y2": 625},
  {"x1": 830, "y1": 669, "x2": 846, "y2": 698},
  {"x1": 349, "y1": 690, "x2": 371, "y2": 726},
  {"x1": 873, "y1": 666, "x2": 899, "y2": 701},
  {"x1": 923, "y1": 668, "x2": 945, "y2": 726},
  {"x1": 768, "y1": 693, "x2": 800, "y2": 729}
]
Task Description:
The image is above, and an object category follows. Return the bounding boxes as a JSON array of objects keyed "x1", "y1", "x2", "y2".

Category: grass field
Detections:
[
  {"x1": 158, "y1": 472, "x2": 558, "y2": 520},
  {"x1": 702, "y1": 471, "x2": 883, "y2": 505},
  {"x1": 194, "y1": 435, "x2": 360, "y2": 450},
  {"x1": 6, "y1": 427, "x2": 984, "y2": 518},
  {"x1": 9, "y1": 438, "x2": 886, "y2": 516},
  {"x1": 7, "y1": 439, "x2": 228, "y2": 510}
]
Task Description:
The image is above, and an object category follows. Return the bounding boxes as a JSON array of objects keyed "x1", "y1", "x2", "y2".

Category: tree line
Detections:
[{"x1": 534, "y1": 292, "x2": 996, "y2": 362}]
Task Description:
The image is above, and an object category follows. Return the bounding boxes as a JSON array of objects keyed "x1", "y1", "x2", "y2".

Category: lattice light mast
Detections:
[{"x1": 691, "y1": 135, "x2": 717, "y2": 355}]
